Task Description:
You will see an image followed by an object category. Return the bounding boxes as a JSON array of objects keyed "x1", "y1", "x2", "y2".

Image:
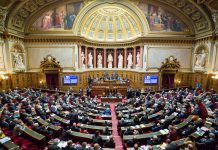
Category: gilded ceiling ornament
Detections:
[
  {"x1": 182, "y1": 4, "x2": 197, "y2": 15},
  {"x1": 18, "y1": 8, "x2": 29, "y2": 18},
  {"x1": 35, "y1": 0, "x2": 46, "y2": 5},
  {"x1": 191, "y1": 12, "x2": 202, "y2": 21},
  {"x1": 128, "y1": 0, "x2": 140, "y2": 5},
  {"x1": 0, "y1": 7, "x2": 7, "y2": 31},
  {"x1": 13, "y1": 15, "x2": 24, "y2": 28},
  {"x1": 176, "y1": 0, "x2": 186, "y2": 8},
  {"x1": 212, "y1": 12, "x2": 218, "y2": 23},
  {"x1": 23, "y1": 1, "x2": 38, "y2": 12},
  {"x1": 84, "y1": 0, "x2": 95, "y2": 5}
]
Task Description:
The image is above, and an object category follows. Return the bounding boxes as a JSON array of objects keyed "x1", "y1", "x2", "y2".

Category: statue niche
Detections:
[
  {"x1": 11, "y1": 44, "x2": 25, "y2": 72},
  {"x1": 194, "y1": 45, "x2": 208, "y2": 72}
]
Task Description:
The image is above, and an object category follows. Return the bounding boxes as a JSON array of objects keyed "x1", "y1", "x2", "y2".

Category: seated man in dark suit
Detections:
[
  {"x1": 47, "y1": 139, "x2": 61, "y2": 150},
  {"x1": 92, "y1": 131, "x2": 103, "y2": 147},
  {"x1": 147, "y1": 135, "x2": 161, "y2": 145},
  {"x1": 103, "y1": 138, "x2": 115, "y2": 148}
]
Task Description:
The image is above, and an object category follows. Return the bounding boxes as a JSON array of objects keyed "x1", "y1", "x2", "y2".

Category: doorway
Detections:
[
  {"x1": 162, "y1": 73, "x2": 175, "y2": 89},
  {"x1": 45, "y1": 73, "x2": 59, "y2": 90}
]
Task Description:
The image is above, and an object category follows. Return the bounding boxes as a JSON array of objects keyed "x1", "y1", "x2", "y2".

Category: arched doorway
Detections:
[
  {"x1": 159, "y1": 56, "x2": 180, "y2": 89},
  {"x1": 40, "y1": 55, "x2": 62, "y2": 90}
]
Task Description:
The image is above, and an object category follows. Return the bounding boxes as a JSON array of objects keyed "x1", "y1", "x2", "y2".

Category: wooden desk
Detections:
[
  {"x1": 1, "y1": 140, "x2": 20, "y2": 150},
  {"x1": 121, "y1": 123, "x2": 155, "y2": 131},
  {"x1": 78, "y1": 124, "x2": 112, "y2": 131},
  {"x1": 22, "y1": 126, "x2": 45, "y2": 141},
  {"x1": 123, "y1": 116, "x2": 193, "y2": 141},
  {"x1": 123, "y1": 130, "x2": 164, "y2": 140},
  {"x1": 50, "y1": 114, "x2": 70, "y2": 125},
  {"x1": 175, "y1": 115, "x2": 193, "y2": 130},
  {"x1": 101, "y1": 97, "x2": 122, "y2": 103},
  {"x1": 37, "y1": 118, "x2": 61, "y2": 131},
  {"x1": 70, "y1": 131, "x2": 111, "y2": 141},
  {"x1": 92, "y1": 80, "x2": 129, "y2": 96},
  {"x1": 87, "y1": 113, "x2": 112, "y2": 120}
]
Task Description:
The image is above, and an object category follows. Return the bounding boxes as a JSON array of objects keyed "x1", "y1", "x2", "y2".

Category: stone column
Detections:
[
  {"x1": 133, "y1": 47, "x2": 136, "y2": 69},
  {"x1": 114, "y1": 49, "x2": 117, "y2": 68},
  {"x1": 93, "y1": 48, "x2": 96, "y2": 68},
  {"x1": 85, "y1": 46, "x2": 88, "y2": 68},
  {"x1": 124, "y1": 48, "x2": 127, "y2": 68},
  {"x1": 104, "y1": 49, "x2": 107, "y2": 68}
]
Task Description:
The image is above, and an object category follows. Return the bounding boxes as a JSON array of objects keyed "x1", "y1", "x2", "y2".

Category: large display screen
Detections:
[
  {"x1": 63, "y1": 75, "x2": 78, "y2": 84},
  {"x1": 144, "y1": 75, "x2": 158, "y2": 84}
]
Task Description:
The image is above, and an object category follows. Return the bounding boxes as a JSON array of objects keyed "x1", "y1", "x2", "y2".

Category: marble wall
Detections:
[
  {"x1": 146, "y1": 45, "x2": 193, "y2": 72},
  {"x1": 26, "y1": 44, "x2": 78, "y2": 72}
]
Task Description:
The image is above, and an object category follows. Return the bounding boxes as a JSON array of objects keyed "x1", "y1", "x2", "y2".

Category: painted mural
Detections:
[
  {"x1": 138, "y1": 1, "x2": 187, "y2": 32},
  {"x1": 32, "y1": 2, "x2": 83, "y2": 30}
]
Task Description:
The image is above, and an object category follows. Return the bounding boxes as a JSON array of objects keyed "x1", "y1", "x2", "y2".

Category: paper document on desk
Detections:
[
  {"x1": 160, "y1": 129, "x2": 169, "y2": 135},
  {"x1": 0, "y1": 137, "x2": 11, "y2": 144},
  {"x1": 140, "y1": 124, "x2": 145, "y2": 128}
]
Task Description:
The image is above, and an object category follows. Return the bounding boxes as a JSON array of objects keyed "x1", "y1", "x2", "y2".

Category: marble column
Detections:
[
  {"x1": 74, "y1": 46, "x2": 78, "y2": 70},
  {"x1": 85, "y1": 46, "x2": 88, "y2": 68},
  {"x1": 124, "y1": 48, "x2": 127, "y2": 68},
  {"x1": 78, "y1": 45, "x2": 81, "y2": 68},
  {"x1": 104, "y1": 49, "x2": 106, "y2": 68},
  {"x1": 93, "y1": 48, "x2": 96, "y2": 68},
  {"x1": 133, "y1": 47, "x2": 136, "y2": 69},
  {"x1": 140, "y1": 46, "x2": 144, "y2": 69},
  {"x1": 114, "y1": 49, "x2": 117, "y2": 68}
]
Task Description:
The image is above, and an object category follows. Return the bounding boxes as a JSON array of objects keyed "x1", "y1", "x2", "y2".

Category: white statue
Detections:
[
  {"x1": 118, "y1": 53, "x2": 123, "y2": 68},
  {"x1": 127, "y1": 52, "x2": 133, "y2": 69},
  {"x1": 97, "y1": 53, "x2": 103, "y2": 68},
  {"x1": 107, "y1": 53, "x2": 113, "y2": 68},
  {"x1": 81, "y1": 51, "x2": 85, "y2": 68},
  {"x1": 88, "y1": 52, "x2": 93, "y2": 68},
  {"x1": 13, "y1": 53, "x2": 25, "y2": 70},
  {"x1": 136, "y1": 51, "x2": 140, "y2": 69},
  {"x1": 195, "y1": 53, "x2": 206, "y2": 69}
]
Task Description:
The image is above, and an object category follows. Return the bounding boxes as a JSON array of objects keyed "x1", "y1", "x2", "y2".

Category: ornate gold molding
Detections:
[
  {"x1": 40, "y1": 55, "x2": 62, "y2": 73},
  {"x1": 159, "y1": 56, "x2": 180, "y2": 73},
  {"x1": 24, "y1": 35, "x2": 195, "y2": 48}
]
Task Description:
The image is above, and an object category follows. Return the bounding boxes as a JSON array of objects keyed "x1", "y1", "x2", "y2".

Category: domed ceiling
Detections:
[{"x1": 79, "y1": 5, "x2": 142, "y2": 41}]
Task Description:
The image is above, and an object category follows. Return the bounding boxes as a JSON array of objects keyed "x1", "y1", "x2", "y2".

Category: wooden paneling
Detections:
[{"x1": 0, "y1": 71, "x2": 217, "y2": 92}]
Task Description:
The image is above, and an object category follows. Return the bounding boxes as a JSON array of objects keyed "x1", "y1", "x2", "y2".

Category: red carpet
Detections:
[{"x1": 110, "y1": 103, "x2": 124, "y2": 150}]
